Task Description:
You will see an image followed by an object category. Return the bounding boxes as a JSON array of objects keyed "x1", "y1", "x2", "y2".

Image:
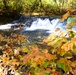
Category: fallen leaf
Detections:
[
  {"x1": 44, "y1": 53, "x2": 57, "y2": 60},
  {"x1": 24, "y1": 54, "x2": 30, "y2": 63}
]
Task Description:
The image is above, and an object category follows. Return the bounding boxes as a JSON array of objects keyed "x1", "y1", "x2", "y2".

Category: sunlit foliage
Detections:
[
  {"x1": 0, "y1": 0, "x2": 76, "y2": 16},
  {"x1": 0, "y1": 12, "x2": 76, "y2": 74}
]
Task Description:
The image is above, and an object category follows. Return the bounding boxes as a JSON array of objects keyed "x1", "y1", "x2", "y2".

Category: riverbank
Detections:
[{"x1": 0, "y1": 14, "x2": 21, "y2": 24}]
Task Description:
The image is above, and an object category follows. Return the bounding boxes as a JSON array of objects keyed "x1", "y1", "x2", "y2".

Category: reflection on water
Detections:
[{"x1": 22, "y1": 30, "x2": 49, "y2": 43}]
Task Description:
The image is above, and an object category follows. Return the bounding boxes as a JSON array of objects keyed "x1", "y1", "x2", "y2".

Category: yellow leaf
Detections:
[
  {"x1": 46, "y1": 34, "x2": 57, "y2": 42},
  {"x1": 71, "y1": 61, "x2": 76, "y2": 67},
  {"x1": 60, "y1": 11, "x2": 70, "y2": 22},
  {"x1": 71, "y1": 38, "x2": 76, "y2": 46},
  {"x1": 10, "y1": 59, "x2": 20, "y2": 66},
  {"x1": 61, "y1": 42, "x2": 73, "y2": 52}
]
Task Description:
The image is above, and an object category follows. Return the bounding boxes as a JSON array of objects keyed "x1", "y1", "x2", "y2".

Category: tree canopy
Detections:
[{"x1": 0, "y1": 0, "x2": 76, "y2": 16}]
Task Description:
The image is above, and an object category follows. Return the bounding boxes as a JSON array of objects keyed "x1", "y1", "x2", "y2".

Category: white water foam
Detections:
[
  {"x1": 25, "y1": 18, "x2": 67, "y2": 33},
  {"x1": 0, "y1": 17, "x2": 76, "y2": 35},
  {"x1": 0, "y1": 18, "x2": 67, "y2": 33},
  {"x1": 0, "y1": 24, "x2": 15, "y2": 30}
]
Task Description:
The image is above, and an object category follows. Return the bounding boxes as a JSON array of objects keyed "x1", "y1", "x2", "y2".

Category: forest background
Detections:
[{"x1": 0, "y1": 0, "x2": 76, "y2": 16}]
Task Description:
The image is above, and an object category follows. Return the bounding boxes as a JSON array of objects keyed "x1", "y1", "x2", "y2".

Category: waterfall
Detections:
[{"x1": 0, "y1": 16, "x2": 76, "y2": 35}]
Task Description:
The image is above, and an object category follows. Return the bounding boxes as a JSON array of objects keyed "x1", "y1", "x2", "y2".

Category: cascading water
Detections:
[
  {"x1": 0, "y1": 16, "x2": 67, "y2": 32},
  {"x1": 0, "y1": 16, "x2": 76, "y2": 42}
]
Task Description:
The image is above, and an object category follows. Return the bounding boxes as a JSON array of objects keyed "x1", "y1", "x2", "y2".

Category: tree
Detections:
[{"x1": 3, "y1": 0, "x2": 9, "y2": 13}]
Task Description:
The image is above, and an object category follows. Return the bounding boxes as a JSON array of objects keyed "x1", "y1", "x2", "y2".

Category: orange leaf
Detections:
[
  {"x1": 31, "y1": 45, "x2": 40, "y2": 52},
  {"x1": 44, "y1": 53, "x2": 51, "y2": 60},
  {"x1": 71, "y1": 20, "x2": 76, "y2": 26},
  {"x1": 60, "y1": 11, "x2": 70, "y2": 22},
  {"x1": 34, "y1": 55, "x2": 44, "y2": 65},
  {"x1": 50, "y1": 71, "x2": 61, "y2": 75},
  {"x1": 24, "y1": 54, "x2": 30, "y2": 62},
  {"x1": 19, "y1": 26, "x2": 23, "y2": 31},
  {"x1": 13, "y1": 38, "x2": 18, "y2": 43},
  {"x1": 71, "y1": 9, "x2": 76, "y2": 15},
  {"x1": 44, "y1": 53, "x2": 57, "y2": 60}
]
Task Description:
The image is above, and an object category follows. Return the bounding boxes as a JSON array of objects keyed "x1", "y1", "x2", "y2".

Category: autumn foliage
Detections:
[{"x1": 0, "y1": 12, "x2": 76, "y2": 75}]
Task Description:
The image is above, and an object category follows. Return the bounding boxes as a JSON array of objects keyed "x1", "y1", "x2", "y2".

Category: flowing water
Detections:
[{"x1": 0, "y1": 16, "x2": 76, "y2": 42}]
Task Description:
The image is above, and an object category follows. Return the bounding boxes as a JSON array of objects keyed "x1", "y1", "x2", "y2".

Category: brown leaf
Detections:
[
  {"x1": 7, "y1": 38, "x2": 12, "y2": 44},
  {"x1": 70, "y1": 67, "x2": 76, "y2": 75},
  {"x1": 50, "y1": 71, "x2": 61, "y2": 75},
  {"x1": 55, "y1": 28, "x2": 60, "y2": 32},
  {"x1": 19, "y1": 26, "x2": 23, "y2": 31},
  {"x1": 13, "y1": 38, "x2": 18, "y2": 43},
  {"x1": 71, "y1": 61, "x2": 76, "y2": 67},
  {"x1": 0, "y1": 34, "x2": 3, "y2": 41},
  {"x1": 5, "y1": 44, "x2": 11, "y2": 49},
  {"x1": 71, "y1": 9, "x2": 76, "y2": 15}
]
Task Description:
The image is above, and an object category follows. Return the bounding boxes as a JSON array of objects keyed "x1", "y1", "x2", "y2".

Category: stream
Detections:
[{"x1": 0, "y1": 16, "x2": 76, "y2": 43}]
